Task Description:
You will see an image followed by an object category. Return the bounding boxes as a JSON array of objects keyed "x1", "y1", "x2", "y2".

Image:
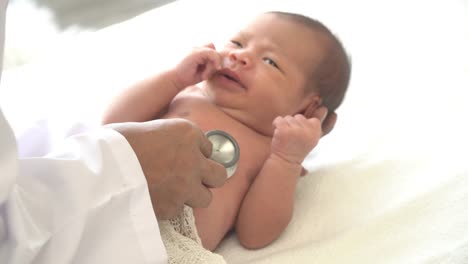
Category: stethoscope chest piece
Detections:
[{"x1": 205, "y1": 130, "x2": 240, "y2": 178}]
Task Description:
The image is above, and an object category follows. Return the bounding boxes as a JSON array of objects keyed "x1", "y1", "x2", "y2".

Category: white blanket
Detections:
[{"x1": 2, "y1": 0, "x2": 468, "y2": 263}]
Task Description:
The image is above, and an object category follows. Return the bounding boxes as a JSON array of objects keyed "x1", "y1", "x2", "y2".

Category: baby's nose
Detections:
[{"x1": 226, "y1": 51, "x2": 251, "y2": 68}]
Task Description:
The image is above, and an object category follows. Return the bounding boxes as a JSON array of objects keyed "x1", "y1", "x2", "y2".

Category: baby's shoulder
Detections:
[
  {"x1": 178, "y1": 85, "x2": 205, "y2": 97},
  {"x1": 170, "y1": 85, "x2": 208, "y2": 104},
  {"x1": 165, "y1": 85, "x2": 219, "y2": 121},
  {"x1": 181, "y1": 85, "x2": 202, "y2": 94}
]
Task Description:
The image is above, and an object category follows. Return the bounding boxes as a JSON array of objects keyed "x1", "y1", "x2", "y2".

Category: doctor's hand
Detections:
[{"x1": 109, "y1": 118, "x2": 227, "y2": 220}]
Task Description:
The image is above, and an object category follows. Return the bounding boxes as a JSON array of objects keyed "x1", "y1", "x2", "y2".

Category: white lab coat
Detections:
[{"x1": 0, "y1": 0, "x2": 167, "y2": 263}]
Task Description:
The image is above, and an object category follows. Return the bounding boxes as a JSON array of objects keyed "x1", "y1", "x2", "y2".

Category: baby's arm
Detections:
[
  {"x1": 236, "y1": 114, "x2": 323, "y2": 249},
  {"x1": 102, "y1": 44, "x2": 222, "y2": 124}
]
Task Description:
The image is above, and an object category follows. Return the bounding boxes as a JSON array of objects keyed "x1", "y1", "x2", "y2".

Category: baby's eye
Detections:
[
  {"x1": 230, "y1": 40, "x2": 242, "y2": 48},
  {"x1": 263, "y1": 57, "x2": 279, "y2": 69},
  {"x1": 231, "y1": 40, "x2": 241, "y2": 47}
]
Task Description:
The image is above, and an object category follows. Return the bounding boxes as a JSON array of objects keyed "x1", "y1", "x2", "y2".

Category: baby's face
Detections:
[{"x1": 204, "y1": 13, "x2": 326, "y2": 135}]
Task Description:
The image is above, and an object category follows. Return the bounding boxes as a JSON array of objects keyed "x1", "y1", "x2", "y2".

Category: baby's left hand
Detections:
[{"x1": 271, "y1": 114, "x2": 322, "y2": 165}]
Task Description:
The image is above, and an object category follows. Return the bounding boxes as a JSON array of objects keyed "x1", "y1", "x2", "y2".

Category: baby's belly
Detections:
[{"x1": 192, "y1": 169, "x2": 253, "y2": 251}]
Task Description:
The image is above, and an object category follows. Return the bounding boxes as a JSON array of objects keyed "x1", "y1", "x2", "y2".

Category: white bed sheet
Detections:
[{"x1": 2, "y1": 0, "x2": 468, "y2": 263}]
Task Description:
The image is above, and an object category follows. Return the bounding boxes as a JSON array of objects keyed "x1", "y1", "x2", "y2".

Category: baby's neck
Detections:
[{"x1": 197, "y1": 86, "x2": 274, "y2": 137}]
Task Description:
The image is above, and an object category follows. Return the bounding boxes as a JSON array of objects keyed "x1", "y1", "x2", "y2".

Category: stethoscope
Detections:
[{"x1": 205, "y1": 130, "x2": 240, "y2": 178}]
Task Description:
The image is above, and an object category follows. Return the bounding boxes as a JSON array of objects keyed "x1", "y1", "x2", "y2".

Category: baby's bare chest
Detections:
[{"x1": 163, "y1": 92, "x2": 271, "y2": 184}]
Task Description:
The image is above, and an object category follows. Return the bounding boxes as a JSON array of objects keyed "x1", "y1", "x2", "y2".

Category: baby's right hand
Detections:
[{"x1": 173, "y1": 43, "x2": 222, "y2": 90}]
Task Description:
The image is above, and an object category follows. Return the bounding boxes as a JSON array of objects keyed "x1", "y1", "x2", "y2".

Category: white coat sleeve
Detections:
[
  {"x1": 0, "y1": 110, "x2": 166, "y2": 263},
  {"x1": 0, "y1": 110, "x2": 168, "y2": 264},
  {"x1": 0, "y1": 0, "x2": 167, "y2": 262}
]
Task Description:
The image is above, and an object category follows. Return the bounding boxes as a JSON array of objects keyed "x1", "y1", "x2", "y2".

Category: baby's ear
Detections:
[{"x1": 297, "y1": 95, "x2": 322, "y2": 117}]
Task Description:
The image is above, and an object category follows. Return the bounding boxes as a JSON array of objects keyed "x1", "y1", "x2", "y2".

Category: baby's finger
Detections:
[
  {"x1": 285, "y1": 115, "x2": 303, "y2": 129},
  {"x1": 322, "y1": 112, "x2": 337, "y2": 137},
  {"x1": 308, "y1": 105, "x2": 328, "y2": 123},
  {"x1": 273, "y1": 116, "x2": 285, "y2": 128},
  {"x1": 294, "y1": 114, "x2": 309, "y2": 128},
  {"x1": 201, "y1": 63, "x2": 218, "y2": 80},
  {"x1": 201, "y1": 48, "x2": 222, "y2": 70},
  {"x1": 317, "y1": 106, "x2": 328, "y2": 123},
  {"x1": 203, "y1": 43, "x2": 216, "y2": 50}
]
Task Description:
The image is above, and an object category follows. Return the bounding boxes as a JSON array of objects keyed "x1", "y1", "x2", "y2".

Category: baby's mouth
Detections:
[
  {"x1": 218, "y1": 69, "x2": 245, "y2": 89},
  {"x1": 223, "y1": 74, "x2": 238, "y2": 83}
]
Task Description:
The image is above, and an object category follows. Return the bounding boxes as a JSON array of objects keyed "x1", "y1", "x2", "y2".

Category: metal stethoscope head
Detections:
[{"x1": 206, "y1": 130, "x2": 240, "y2": 178}]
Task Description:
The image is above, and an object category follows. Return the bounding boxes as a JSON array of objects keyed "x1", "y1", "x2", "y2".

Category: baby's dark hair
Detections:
[{"x1": 267, "y1": 11, "x2": 351, "y2": 112}]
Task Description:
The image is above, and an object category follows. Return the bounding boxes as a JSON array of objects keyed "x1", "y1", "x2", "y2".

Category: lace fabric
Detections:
[{"x1": 159, "y1": 206, "x2": 226, "y2": 264}]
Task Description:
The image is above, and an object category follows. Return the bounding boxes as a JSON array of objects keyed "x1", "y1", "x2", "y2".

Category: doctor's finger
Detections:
[
  {"x1": 186, "y1": 185, "x2": 213, "y2": 208},
  {"x1": 198, "y1": 132, "x2": 214, "y2": 158},
  {"x1": 201, "y1": 159, "x2": 228, "y2": 188}
]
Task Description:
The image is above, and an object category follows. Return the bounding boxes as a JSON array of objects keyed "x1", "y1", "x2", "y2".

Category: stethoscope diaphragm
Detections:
[{"x1": 205, "y1": 130, "x2": 240, "y2": 178}]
